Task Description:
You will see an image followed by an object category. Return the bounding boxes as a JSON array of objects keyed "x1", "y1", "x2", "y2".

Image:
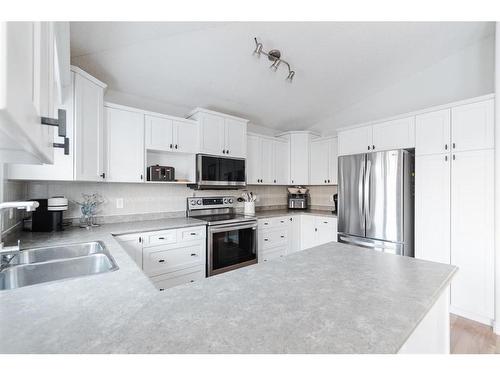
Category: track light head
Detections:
[
  {"x1": 253, "y1": 42, "x2": 263, "y2": 57},
  {"x1": 286, "y1": 71, "x2": 295, "y2": 82},
  {"x1": 270, "y1": 59, "x2": 281, "y2": 71}
]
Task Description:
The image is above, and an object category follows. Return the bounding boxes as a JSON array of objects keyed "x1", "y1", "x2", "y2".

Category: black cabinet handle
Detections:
[
  {"x1": 445, "y1": 144, "x2": 448, "y2": 150},
  {"x1": 140, "y1": 174, "x2": 143, "y2": 180},
  {"x1": 445, "y1": 155, "x2": 448, "y2": 161},
  {"x1": 100, "y1": 173, "x2": 106, "y2": 179},
  {"x1": 324, "y1": 180, "x2": 327, "y2": 183},
  {"x1": 452, "y1": 143, "x2": 456, "y2": 149},
  {"x1": 190, "y1": 253, "x2": 197, "y2": 257},
  {"x1": 368, "y1": 145, "x2": 371, "y2": 150},
  {"x1": 170, "y1": 144, "x2": 173, "y2": 149},
  {"x1": 372, "y1": 145, "x2": 375, "y2": 149},
  {"x1": 280, "y1": 235, "x2": 285, "y2": 238},
  {"x1": 315, "y1": 228, "x2": 318, "y2": 232},
  {"x1": 328, "y1": 179, "x2": 330, "y2": 183},
  {"x1": 222, "y1": 149, "x2": 226, "y2": 154},
  {"x1": 158, "y1": 237, "x2": 165, "y2": 240},
  {"x1": 453, "y1": 154, "x2": 456, "y2": 161},
  {"x1": 158, "y1": 259, "x2": 165, "y2": 263},
  {"x1": 264, "y1": 238, "x2": 269, "y2": 241},
  {"x1": 274, "y1": 179, "x2": 276, "y2": 183},
  {"x1": 159, "y1": 288, "x2": 165, "y2": 291},
  {"x1": 227, "y1": 150, "x2": 230, "y2": 154},
  {"x1": 190, "y1": 232, "x2": 196, "y2": 235},
  {"x1": 175, "y1": 144, "x2": 178, "y2": 149}
]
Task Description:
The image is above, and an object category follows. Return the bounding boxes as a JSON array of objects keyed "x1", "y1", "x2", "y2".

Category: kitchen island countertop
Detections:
[{"x1": 0, "y1": 217, "x2": 455, "y2": 354}]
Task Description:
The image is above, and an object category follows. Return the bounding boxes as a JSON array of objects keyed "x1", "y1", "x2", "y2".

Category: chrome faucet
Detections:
[{"x1": 0, "y1": 201, "x2": 39, "y2": 255}]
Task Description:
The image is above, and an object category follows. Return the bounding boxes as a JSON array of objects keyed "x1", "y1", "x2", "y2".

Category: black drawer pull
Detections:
[
  {"x1": 323, "y1": 221, "x2": 328, "y2": 224},
  {"x1": 190, "y1": 280, "x2": 194, "y2": 283},
  {"x1": 158, "y1": 237, "x2": 165, "y2": 240},
  {"x1": 264, "y1": 238, "x2": 269, "y2": 241},
  {"x1": 159, "y1": 288, "x2": 165, "y2": 291},
  {"x1": 158, "y1": 259, "x2": 165, "y2": 263},
  {"x1": 190, "y1": 232, "x2": 196, "y2": 235},
  {"x1": 280, "y1": 235, "x2": 285, "y2": 238},
  {"x1": 190, "y1": 253, "x2": 197, "y2": 257}
]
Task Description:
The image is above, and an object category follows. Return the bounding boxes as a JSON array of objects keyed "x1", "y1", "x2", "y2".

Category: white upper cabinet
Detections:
[
  {"x1": 104, "y1": 105, "x2": 144, "y2": 183},
  {"x1": 338, "y1": 116, "x2": 414, "y2": 156},
  {"x1": 73, "y1": 67, "x2": 107, "y2": 181},
  {"x1": 337, "y1": 126, "x2": 372, "y2": 156},
  {"x1": 173, "y1": 120, "x2": 198, "y2": 154},
  {"x1": 310, "y1": 137, "x2": 338, "y2": 185},
  {"x1": 371, "y1": 116, "x2": 415, "y2": 151},
  {"x1": 145, "y1": 115, "x2": 197, "y2": 154},
  {"x1": 0, "y1": 22, "x2": 60, "y2": 164},
  {"x1": 145, "y1": 115, "x2": 174, "y2": 151},
  {"x1": 286, "y1": 132, "x2": 311, "y2": 185},
  {"x1": 451, "y1": 99, "x2": 494, "y2": 152},
  {"x1": 246, "y1": 133, "x2": 289, "y2": 185},
  {"x1": 224, "y1": 118, "x2": 247, "y2": 158},
  {"x1": 274, "y1": 139, "x2": 289, "y2": 185},
  {"x1": 415, "y1": 109, "x2": 451, "y2": 156},
  {"x1": 188, "y1": 108, "x2": 248, "y2": 158}
]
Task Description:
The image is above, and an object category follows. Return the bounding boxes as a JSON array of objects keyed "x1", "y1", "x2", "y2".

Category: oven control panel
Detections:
[{"x1": 187, "y1": 196, "x2": 235, "y2": 210}]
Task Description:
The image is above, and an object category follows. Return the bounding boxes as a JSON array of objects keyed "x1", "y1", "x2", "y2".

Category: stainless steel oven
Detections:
[
  {"x1": 191, "y1": 154, "x2": 246, "y2": 189},
  {"x1": 186, "y1": 196, "x2": 257, "y2": 277},
  {"x1": 207, "y1": 221, "x2": 257, "y2": 276}
]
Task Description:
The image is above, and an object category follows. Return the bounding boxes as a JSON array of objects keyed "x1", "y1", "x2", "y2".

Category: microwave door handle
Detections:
[{"x1": 364, "y1": 159, "x2": 372, "y2": 230}]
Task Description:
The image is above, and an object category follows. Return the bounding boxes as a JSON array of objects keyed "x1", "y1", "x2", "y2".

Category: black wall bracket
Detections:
[{"x1": 41, "y1": 109, "x2": 66, "y2": 137}]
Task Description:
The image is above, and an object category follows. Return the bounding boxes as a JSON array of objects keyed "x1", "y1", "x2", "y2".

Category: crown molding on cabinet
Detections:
[
  {"x1": 187, "y1": 107, "x2": 249, "y2": 123},
  {"x1": 336, "y1": 93, "x2": 495, "y2": 133},
  {"x1": 70, "y1": 65, "x2": 107, "y2": 89}
]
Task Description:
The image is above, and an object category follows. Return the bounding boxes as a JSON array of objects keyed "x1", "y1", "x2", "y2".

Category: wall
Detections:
[
  {"x1": 0, "y1": 164, "x2": 28, "y2": 235},
  {"x1": 312, "y1": 35, "x2": 495, "y2": 135}
]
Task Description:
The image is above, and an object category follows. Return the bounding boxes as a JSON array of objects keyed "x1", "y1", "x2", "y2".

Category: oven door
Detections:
[
  {"x1": 207, "y1": 221, "x2": 257, "y2": 276},
  {"x1": 197, "y1": 154, "x2": 246, "y2": 188}
]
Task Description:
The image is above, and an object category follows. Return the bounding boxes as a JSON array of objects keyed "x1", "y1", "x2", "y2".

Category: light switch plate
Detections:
[{"x1": 116, "y1": 198, "x2": 124, "y2": 209}]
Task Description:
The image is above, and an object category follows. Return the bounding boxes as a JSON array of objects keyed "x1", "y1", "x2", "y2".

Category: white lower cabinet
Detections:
[
  {"x1": 115, "y1": 225, "x2": 206, "y2": 291},
  {"x1": 258, "y1": 214, "x2": 337, "y2": 261}
]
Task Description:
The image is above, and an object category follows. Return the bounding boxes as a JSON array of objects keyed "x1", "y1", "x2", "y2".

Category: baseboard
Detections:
[{"x1": 449, "y1": 305, "x2": 493, "y2": 327}]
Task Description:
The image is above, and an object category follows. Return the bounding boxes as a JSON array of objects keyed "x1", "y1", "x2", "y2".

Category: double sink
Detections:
[{"x1": 0, "y1": 241, "x2": 119, "y2": 290}]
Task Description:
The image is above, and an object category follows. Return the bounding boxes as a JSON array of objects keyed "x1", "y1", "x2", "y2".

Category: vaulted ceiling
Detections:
[{"x1": 70, "y1": 22, "x2": 495, "y2": 133}]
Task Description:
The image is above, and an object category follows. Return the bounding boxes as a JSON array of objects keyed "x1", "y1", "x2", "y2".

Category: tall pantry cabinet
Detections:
[{"x1": 415, "y1": 98, "x2": 494, "y2": 325}]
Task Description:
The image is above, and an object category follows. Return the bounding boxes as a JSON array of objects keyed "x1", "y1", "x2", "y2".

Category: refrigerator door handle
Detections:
[
  {"x1": 364, "y1": 159, "x2": 372, "y2": 230},
  {"x1": 358, "y1": 161, "x2": 365, "y2": 230}
]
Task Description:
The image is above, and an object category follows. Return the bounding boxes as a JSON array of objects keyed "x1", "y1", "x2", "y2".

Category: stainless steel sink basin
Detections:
[{"x1": 0, "y1": 241, "x2": 118, "y2": 290}]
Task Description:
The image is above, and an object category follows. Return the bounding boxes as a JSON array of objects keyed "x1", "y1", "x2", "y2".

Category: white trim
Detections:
[
  {"x1": 336, "y1": 93, "x2": 495, "y2": 133},
  {"x1": 70, "y1": 65, "x2": 107, "y2": 89},
  {"x1": 103, "y1": 102, "x2": 197, "y2": 125},
  {"x1": 449, "y1": 305, "x2": 494, "y2": 327},
  {"x1": 247, "y1": 131, "x2": 288, "y2": 142},
  {"x1": 276, "y1": 130, "x2": 321, "y2": 138},
  {"x1": 187, "y1": 107, "x2": 249, "y2": 123},
  {"x1": 494, "y1": 22, "x2": 500, "y2": 339}
]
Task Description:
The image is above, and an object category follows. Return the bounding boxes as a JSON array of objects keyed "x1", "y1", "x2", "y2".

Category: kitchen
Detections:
[{"x1": 0, "y1": 12, "x2": 499, "y2": 371}]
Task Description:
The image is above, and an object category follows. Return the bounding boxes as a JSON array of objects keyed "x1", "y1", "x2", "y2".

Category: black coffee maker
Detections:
[{"x1": 24, "y1": 198, "x2": 67, "y2": 232}]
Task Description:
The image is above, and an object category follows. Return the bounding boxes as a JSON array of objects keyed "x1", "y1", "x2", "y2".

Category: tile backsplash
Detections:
[{"x1": 24, "y1": 182, "x2": 337, "y2": 222}]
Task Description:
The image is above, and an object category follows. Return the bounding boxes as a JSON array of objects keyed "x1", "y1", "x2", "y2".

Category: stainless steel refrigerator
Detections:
[{"x1": 337, "y1": 149, "x2": 414, "y2": 257}]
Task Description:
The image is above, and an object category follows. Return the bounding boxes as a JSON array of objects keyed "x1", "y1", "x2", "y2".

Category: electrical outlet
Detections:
[{"x1": 116, "y1": 198, "x2": 124, "y2": 209}]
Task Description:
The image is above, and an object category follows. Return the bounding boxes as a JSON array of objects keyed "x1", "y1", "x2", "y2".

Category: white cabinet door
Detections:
[
  {"x1": 74, "y1": 71, "x2": 105, "y2": 181},
  {"x1": 274, "y1": 139, "x2": 289, "y2": 185},
  {"x1": 372, "y1": 116, "x2": 415, "y2": 151},
  {"x1": 173, "y1": 120, "x2": 198, "y2": 154},
  {"x1": 451, "y1": 99, "x2": 494, "y2": 152},
  {"x1": 224, "y1": 118, "x2": 247, "y2": 158},
  {"x1": 287, "y1": 215, "x2": 301, "y2": 253},
  {"x1": 328, "y1": 138, "x2": 338, "y2": 184},
  {"x1": 261, "y1": 138, "x2": 274, "y2": 184},
  {"x1": 337, "y1": 126, "x2": 372, "y2": 156},
  {"x1": 199, "y1": 113, "x2": 225, "y2": 156},
  {"x1": 8, "y1": 71, "x2": 75, "y2": 181},
  {"x1": 105, "y1": 107, "x2": 144, "y2": 183},
  {"x1": 300, "y1": 215, "x2": 316, "y2": 250},
  {"x1": 0, "y1": 22, "x2": 56, "y2": 164},
  {"x1": 246, "y1": 134, "x2": 261, "y2": 184},
  {"x1": 310, "y1": 139, "x2": 330, "y2": 185},
  {"x1": 145, "y1": 115, "x2": 173, "y2": 151},
  {"x1": 316, "y1": 217, "x2": 337, "y2": 245},
  {"x1": 415, "y1": 109, "x2": 451, "y2": 156},
  {"x1": 289, "y1": 133, "x2": 310, "y2": 185},
  {"x1": 415, "y1": 154, "x2": 450, "y2": 264},
  {"x1": 450, "y1": 149, "x2": 494, "y2": 322},
  {"x1": 115, "y1": 233, "x2": 143, "y2": 268}
]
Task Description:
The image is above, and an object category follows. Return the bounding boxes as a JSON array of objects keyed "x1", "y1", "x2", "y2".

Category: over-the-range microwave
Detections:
[{"x1": 189, "y1": 154, "x2": 246, "y2": 190}]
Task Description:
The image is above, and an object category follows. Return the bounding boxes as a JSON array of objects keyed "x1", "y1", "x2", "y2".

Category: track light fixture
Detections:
[{"x1": 253, "y1": 37, "x2": 295, "y2": 82}]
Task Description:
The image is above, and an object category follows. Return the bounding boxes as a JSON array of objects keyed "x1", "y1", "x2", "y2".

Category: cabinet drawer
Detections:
[
  {"x1": 151, "y1": 267, "x2": 205, "y2": 291},
  {"x1": 177, "y1": 226, "x2": 206, "y2": 242},
  {"x1": 143, "y1": 243, "x2": 205, "y2": 277},
  {"x1": 143, "y1": 230, "x2": 177, "y2": 247},
  {"x1": 260, "y1": 246, "x2": 287, "y2": 262},
  {"x1": 270, "y1": 216, "x2": 289, "y2": 227},
  {"x1": 258, "y1": 218, "x2": 272, "y2": 228},
  {"x1": 315, "y1": 217, "x2": 337, "y2": 227},
  {"x1": 261, "y1": 228, "x2": 288, "y2": 250}
]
